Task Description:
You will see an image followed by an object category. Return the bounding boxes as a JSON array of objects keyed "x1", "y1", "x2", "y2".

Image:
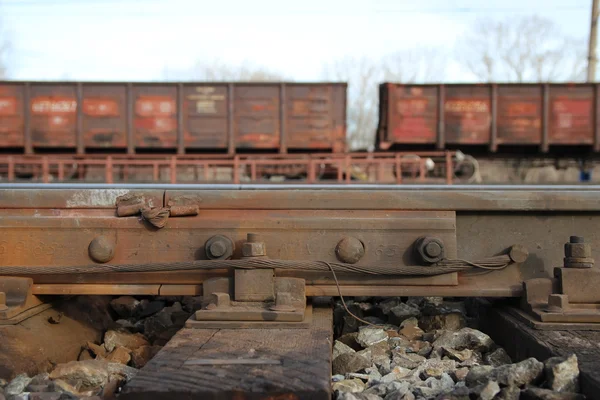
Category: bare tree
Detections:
[
  {"x1": 458, "y1": 16, "x2": 586, "y2": 82},
  {"x1": 163, "y1": 60, "x2": 286, "y2": 82},
  {"x1": 323, "y1": 49, "x2": 446, "y2": 150}
]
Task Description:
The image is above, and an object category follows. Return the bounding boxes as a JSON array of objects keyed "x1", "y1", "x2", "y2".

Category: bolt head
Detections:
[
  {"x1": 424, "y1": 241, "x2": 442, "y2": 258},
  {"x1": 205, "y1": 235, "x2": 234, "y2": 260},
  {"x1": 209, "y1": 241, "x2": 227, "y2": 258},
  {"x1": 335, "y1": 237, "x2": 365, "y2": 264},
  {"x1": 88, "y1": 236, "x2": 115, "y2": 263},
  {"x1": 415, "y1": 236, "x2": 445, "y2": 264}
]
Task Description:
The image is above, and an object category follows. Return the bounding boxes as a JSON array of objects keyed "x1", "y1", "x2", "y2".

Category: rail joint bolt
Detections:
[
  {"x1": 205, "y1": 235, "x2": 235, "y2": 260},
  {"x1": 564, "y1": 236, "x2": 594, "y2": 268},
  {"x1": 242, "y1": 233, "x2": 266, "y2": 258},
  {"x1": 88, "y1": 236, "x2": 115, "y2": 264},
  {"x1": 414, "y1": 236, "x2": 445, "y2": 264}
]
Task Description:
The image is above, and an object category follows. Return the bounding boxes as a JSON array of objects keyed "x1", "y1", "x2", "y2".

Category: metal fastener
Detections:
[
  {"x1": 414, "y1": 236, "x2": 445, "y2": 264},
  {"x1": 564, "y1": 236, "x2": 594, "y2": 268},
  {"x1": 205, "y1": 235, "x2": 234, "y2": 260},
  {"x1": 88, "y1": 236, "x2": 115, "y2": 263},
  {"x1": 242, "y1": 233, "x2": 266, "y2": 258},
  {"x1": 335, "y1": 237, "x2": 365, "y2": 264}
]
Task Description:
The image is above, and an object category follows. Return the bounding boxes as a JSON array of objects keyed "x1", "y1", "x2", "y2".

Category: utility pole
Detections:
[{"x1": 588, "y1": 0, "x2": 599, "y2": 82}]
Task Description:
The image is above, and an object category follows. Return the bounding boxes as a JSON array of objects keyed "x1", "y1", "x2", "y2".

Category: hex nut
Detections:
[
  {"x1": 88, "y1": 236, "x2": 115, "y2": 263},
  {"x1": 205, "y1": 235, "x2": 234, "y2": 260},
  {"x1": 414, "y1": 236, "x2": 445, "y2": 264},
  {"x1": 564, "y1": 242, "x2": 591, "y2": 258},
  {"x1": 242, "y1": 242, "x2": 266, "y2": 257},
  {"x1": 335, "y1": 237, "x2": 365, "y2": 264}
]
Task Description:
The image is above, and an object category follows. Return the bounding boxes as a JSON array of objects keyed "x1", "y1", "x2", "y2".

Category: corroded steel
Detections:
[
  {"x1": 0, "y1": 81, "x2": 346, "y2": 154},
  {"x1": 0, "y1": 151, "x2": 456, "y2": 184},
  {"x1": 378, "y1": 82, "x2": 600, "y2": 152}
]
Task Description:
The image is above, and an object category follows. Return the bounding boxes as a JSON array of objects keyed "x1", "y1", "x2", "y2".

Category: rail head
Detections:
[{"x1": 1, "y1": 184, "x2": 600, "y2": 211}]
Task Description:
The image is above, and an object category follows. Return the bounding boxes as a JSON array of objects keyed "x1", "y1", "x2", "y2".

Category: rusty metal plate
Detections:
[
  {"x1": 286, "y1": 84, "x2": 346, "y2": 150},
  {"x1": 183, "y1": 84, "x2": 228, "y2": 149},
  {"x1": 0, "y1": 83, "x2": 24, "y2": 147},
  {"x1": 555, "y1": 268, "x2": 600, "y2": 303},
  {"x1": 497, "y1": 85, "x2": 542, "y2": 145},
  {"x1": 82, "y1": 84, "x2": 127, "y2": 149},
  {"x1": 30, "y1": 84, "x2": 77, "y2": 148},
  {"x1": 0, "y1": 208, "x2": 457, "y2": 267},
  {"x1": 381, "y1": 83, "x2": 438, "y2": 144},
  {"x1": 444, "y1": 85, "x2": 491, "y2": 144},
  {"x1": 133, "y1": 84, "x2": 178, "y2": 149},
  {"x1": 235, "y1": 85, "x2": 280, "y2": 149},
  {"x1": 550, "y1": 85, "x2": 594, "y2": 145}
]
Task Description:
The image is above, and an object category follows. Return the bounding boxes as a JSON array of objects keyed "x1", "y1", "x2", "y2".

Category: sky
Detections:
[{"x1": 1, "y1": 0, "x2": 593, "y2": 82}]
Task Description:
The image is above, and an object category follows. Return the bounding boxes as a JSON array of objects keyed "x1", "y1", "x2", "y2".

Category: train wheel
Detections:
[{"x1": 454, "y1": 155, "x2": 481, "y2": 183}]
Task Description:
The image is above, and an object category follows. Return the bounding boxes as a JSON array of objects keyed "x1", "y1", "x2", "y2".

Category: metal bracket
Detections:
[
  {"x1": 186, "y1": 233, "x2": 310, "y2": 329},
  {"x1": 517, "y1": 236, "x2": 600, "y2": 329},
  {"x1": 0, "y1": 276, "x2": 49, "y2": 325}
]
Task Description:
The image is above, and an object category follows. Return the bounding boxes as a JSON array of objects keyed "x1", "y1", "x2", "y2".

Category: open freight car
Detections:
[
  {"x1": 377, "y1": 82, "x2": 600, "y2": 183},
  {"x1": 0, "y1": 81, "x2": 347, "y2": 155}
]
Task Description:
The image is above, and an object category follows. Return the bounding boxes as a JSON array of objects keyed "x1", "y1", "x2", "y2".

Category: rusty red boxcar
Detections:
[
  {"x1": 0, "y1": 82, "x2": 347, "y2": 154},
  {"x1": 377, "y1": 82, "x2": 600, "y2": 152}
]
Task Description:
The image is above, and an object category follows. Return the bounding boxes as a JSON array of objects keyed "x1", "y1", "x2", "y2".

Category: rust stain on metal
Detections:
[{"x1": 169, "y1": 204, "x2": 199, "y2": 217}]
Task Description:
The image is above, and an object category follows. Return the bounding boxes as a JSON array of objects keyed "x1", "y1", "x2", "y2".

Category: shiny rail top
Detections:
[{"x1": 1, "y1": 184, "x2": 600, "y2": 211}]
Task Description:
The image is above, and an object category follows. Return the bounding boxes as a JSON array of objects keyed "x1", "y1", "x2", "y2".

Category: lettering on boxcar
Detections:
[
  {"x1": 187, "y1": 87, "x2": 225, "y2": 114},
  {"x1": 31, "y1": 97, "x2": 77, "y2": 114},
  {"x1": 83, "y1": 98, "x2": 119, "y2": 117},
  {"x1": 135, "y1": 97, "x2": 176, "y2": 117},
  {"x1": 396, "y1": 98, "x2": 428, "y2": 114},
  {"x1": 0, "y1": 97, "x2": 17, "y2": 115},
  {"x1": 444, "y1": 99, "x2": 489, "y2": 113}
]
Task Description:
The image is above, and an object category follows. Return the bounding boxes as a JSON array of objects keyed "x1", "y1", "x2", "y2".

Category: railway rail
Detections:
[{"x1": 1, "y1": 184, "x2": 600, "y2": 398}]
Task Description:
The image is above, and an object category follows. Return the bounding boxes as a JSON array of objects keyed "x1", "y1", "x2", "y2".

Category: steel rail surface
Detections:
[{"x1": 2, "y1": 183, "x2": 600, "y2": 190}]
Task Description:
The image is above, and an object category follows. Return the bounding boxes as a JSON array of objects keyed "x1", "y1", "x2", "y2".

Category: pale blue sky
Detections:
[{"x1": 2, "y1": 0, "x2": 592, "y2": 81}]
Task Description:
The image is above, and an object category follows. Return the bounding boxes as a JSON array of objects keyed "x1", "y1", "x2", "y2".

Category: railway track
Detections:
[{"x1": 1, "y1": 184, "x2": 600, "y2": 399}]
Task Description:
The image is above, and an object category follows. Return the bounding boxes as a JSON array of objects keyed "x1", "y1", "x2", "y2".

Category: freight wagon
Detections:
[
  {"x1": 0, "y1": 81, "x2": 346, "y2": 154},
  {"x1": 378, "y1": 83, "x2": 600, "y2": 183},
  {"x1": 2, "y1": 80, "x2": 599, "y2": 184}
]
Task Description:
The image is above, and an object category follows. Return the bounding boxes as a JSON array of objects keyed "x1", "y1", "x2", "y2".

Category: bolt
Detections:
[
  {"x1": 564, "y1": 235, "x2": 594, "y2": 268},
  {"x1": 209, "y1": 241, "x2": 226, "y2": 257},
  {"x1": 570, "y1": 236, "x2": 585, "y2": 244},
  {"x1": 242, "y1": 233, "x2": 266, "y2": 257},
  {"x1": 414, "y1": 236, "x2": 445, "y2": 264},
  {"x1": 335, "y1": 237, "x2": 365, "y2": 264},
  {"x1": 205, "y1": 235, "x2": 234, "y2": 260},
  {"x1": 425, "y1": 241, "x2": 442, "y2": 258},
  {"x1": 88, "y1": 236, "x2": 115, "y2": 263},
  {"x1": 247, "y1": 233, "x2": 261, "y2": 243}
]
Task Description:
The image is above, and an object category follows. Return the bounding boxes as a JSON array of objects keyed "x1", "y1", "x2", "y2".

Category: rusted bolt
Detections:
[
  {"x1": 270, "y1": 292, "x2": 296, "y2": 312},
  {"x1": 335, "y1": 237, "x2": 365, "y2": 264},
  {"x1": 205, "y1": 235, "x2": 234, "y2": 260},
  {"x1": 414, "y1": 236, "x2": 445, "y2": 264},
  {"x1": 88, "y1": 236, "x2": 115, "y2": 263},
  {"x1": 509, "y1": 244, "x2": 529, "y2": 264},
  {"x1": 242, "y1": 233, "x2": 266, "y2": 257},
  {"x1": 564, "y1": 236, "x2": 594, "y2": 268}
]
